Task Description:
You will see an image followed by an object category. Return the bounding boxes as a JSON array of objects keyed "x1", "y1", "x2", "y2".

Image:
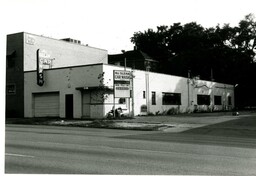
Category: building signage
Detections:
[
  {"x1": 114, "y1": 84, "x2": 130, "y2": 97},
  {"x1": 36, "y1": 49, "x2": 54, "y2": 86},
  {"x1": 26, "y1": 35, "x2": 35, "y2": 45},
  {"x1": 114, "y1": 70, "x2": 131, "y2": 82},
  {"x1": 113, "y1": 70, "x2": 131, "y2": 98}
]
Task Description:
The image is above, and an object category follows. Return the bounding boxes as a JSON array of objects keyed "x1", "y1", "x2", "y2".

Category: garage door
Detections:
[{"x1": 33, "y1": 92, "x2": 60, "y2": 117}]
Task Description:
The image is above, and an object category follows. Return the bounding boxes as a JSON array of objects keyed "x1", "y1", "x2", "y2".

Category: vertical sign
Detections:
[
  {"x1": 114, "y1": 70, "x2": 131, "y2": 98},
  {"x1": 37, "y1": 49, "x2": 53, "y2": 86}
]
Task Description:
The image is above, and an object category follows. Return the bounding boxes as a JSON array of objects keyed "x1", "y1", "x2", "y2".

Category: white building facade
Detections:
[{"x1": 24, "y1": 64, "x2": 234, "y2": 118}]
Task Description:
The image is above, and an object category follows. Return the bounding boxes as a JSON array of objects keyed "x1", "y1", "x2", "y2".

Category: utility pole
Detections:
[
  {"x1": 121, "y1": 50, "x2": 126, "y2": 71},
  {"x1": 187, "y1": 70, "x2": 191, "y2": 108},
  {"x1": 131, "y1": 71, "x2": 135, "y2": 118},
  {"x1": 145, "y1": 64, "x2": 150, "y2": 114}
]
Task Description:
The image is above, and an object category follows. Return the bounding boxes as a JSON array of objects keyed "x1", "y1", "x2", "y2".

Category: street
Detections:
[{"x1": 5, "y1": 124, "x2": 256, "y2": 175}]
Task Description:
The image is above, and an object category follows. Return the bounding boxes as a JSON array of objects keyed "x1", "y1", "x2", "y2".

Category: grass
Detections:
[{"x1": 5, "y1": 117, "x2": 165, "y2": 131}]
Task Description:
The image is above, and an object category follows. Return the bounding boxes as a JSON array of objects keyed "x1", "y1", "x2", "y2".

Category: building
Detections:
[
  {"x1": 6, "y1": 32, "x2": 108, "y2": 118},
  {"x1": 6, "y1": 32, "x2": 235, "y2": 119},
  {"x1": 108, "y1": 49, "x2": 159, "y2": 72}
]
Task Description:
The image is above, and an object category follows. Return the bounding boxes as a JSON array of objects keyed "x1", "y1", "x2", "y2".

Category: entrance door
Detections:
[{"x1": 65, "y1": 94, "x2": 73, "y2": 119}]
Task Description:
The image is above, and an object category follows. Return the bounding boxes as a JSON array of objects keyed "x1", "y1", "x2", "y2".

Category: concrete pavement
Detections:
[{"x1": 5, "y1": 124, "x2": 256, "y2": 174}]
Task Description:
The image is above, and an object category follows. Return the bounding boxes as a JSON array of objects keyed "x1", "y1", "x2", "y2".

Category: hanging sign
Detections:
[{"x1": 36, "y1": 49, "x2": 54, "y2": 86}]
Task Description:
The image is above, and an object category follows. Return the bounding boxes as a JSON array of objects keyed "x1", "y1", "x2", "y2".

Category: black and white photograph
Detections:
[{"x1": 1, "y1": 0, "x2": 256, "y2": 175}]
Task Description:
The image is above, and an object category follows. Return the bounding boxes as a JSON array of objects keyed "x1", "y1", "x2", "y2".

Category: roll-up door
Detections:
[{"x1": 33, "y1": 92, "x2": 60, "y2": 117}]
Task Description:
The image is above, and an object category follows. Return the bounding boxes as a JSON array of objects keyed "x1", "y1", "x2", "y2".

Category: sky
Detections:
[{"x1": 1, "y1": 0, "x2": 256, "y2": 55}]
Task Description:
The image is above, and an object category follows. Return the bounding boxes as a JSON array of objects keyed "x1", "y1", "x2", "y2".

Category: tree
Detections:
[{"x1": 130, "y1": 14, "x2": 256, "y2": 108}]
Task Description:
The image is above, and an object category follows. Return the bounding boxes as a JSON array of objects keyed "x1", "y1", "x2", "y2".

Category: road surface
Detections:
[{"x1": 5, "y1": 124, "x2": 256, "y2": 175}]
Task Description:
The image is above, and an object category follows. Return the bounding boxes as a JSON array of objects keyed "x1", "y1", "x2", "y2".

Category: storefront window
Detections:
[
  {"x1": 214, "y1": 96, "x2": 222, "y2": 105},
  {"x1": 162, "y1": 92, "x2": 181, "y2": 105},
  {"x1": 197, "y1": 95, "x2": 210, "y2": 105}
]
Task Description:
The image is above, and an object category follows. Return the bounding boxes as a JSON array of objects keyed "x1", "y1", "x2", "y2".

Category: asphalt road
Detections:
[{"x1": 5, "y1": 124, "x2": 256, "y2": 175}]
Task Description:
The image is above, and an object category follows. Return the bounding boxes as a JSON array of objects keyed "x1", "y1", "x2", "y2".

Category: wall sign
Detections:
[
  {"x1": 113, "y1": 70, "x2": 131, "y2": 98},
  {"x1": 26, "y1": 35, "x2": 35, "y2": 45},
  {"x1": 114, "y1": 70, "x2": 131, "y2": 82}
]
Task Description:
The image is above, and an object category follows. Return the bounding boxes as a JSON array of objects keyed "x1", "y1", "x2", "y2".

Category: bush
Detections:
[
  {"x1": 147, "y1": 112, "x2": 155, "y2": 116},
  {"x1": 167, "y1": 107, "x2": 179, "y2": 115}
]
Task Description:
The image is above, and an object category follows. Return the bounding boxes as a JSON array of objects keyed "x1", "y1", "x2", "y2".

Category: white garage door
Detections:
[{"x1": 33, "y1": 92, "x2": 60, "y2": 117}]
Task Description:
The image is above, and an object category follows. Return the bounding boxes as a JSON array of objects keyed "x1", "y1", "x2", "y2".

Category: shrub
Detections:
[{"x1": 167, "y1": 107, "x2": 180, "y2": 115}]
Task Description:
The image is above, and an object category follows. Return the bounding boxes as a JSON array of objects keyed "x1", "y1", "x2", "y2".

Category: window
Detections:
[
  {"x1": 7, "y1": 84, "x2": 16, "y2": 95},
  {"x1": 119, "y1": 98, "x2": 126, "y2": 104},
  {"x1": 6, "y1": 50, "x2": 16, "y2": 68},
  {"x1": 228, "y1": 96, "x2": 232, "y2": 105},
  {"x1": 197, "y1": 95, "x2": 210, "y2": 105},
  {"x1": 162, "y1": 92, "x2": 181, "y2": 105},
  {"x1": 7, "y1": 57, "x2": 15, "y2": 68},
  {"x1": 143, "y1": 91, "x2": 146, "y2": 99},
  {"x1": 152, "y1": 91, "x2": 156, "y2": 105},
  {"x1": 114, "y1": 62, "x2": 121, "y2": 66},
  {"x1": 214, "y1": 96, "x2": 222, "y2": 105}
]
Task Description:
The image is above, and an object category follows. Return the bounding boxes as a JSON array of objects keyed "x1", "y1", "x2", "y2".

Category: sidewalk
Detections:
[
  {"x1": 118, "y1": 112, "x2": 240, "y2": 132},
  {"x1": 6, "y1": 111, "x2": 256, "y2": 132}
]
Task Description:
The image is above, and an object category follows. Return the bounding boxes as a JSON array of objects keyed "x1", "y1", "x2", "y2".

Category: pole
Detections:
[
  {"x1": 113, "y1": 70, "x2": 115, "y2": 118},
  {"x1": 132, "y1": 71, "x2": 135, "y2": 118},
  {"x1": 146, "y1": 67, "x2": 150, "y2": 114},
  {"x1": 122, "y1": 50, "x2": 126, "y2": 71},
  {"x1": 187, "y1": 70, "x2": 190, "y2": 108},
  {"x1": 234, "y1": 84, "x2": 238, "y2": 110},
  {"x1": 124, "y1": 57, "x2": 126, "y2": 71}
]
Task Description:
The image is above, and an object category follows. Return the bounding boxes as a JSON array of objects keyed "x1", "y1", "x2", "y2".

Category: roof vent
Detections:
[{"x1": 61, "y1": 38, "x2": 81, "y2": 44}]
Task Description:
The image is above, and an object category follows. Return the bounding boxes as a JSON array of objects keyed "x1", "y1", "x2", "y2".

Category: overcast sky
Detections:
[{"x1": 1, "y1": 0, "x2": 256, "y2": 55}]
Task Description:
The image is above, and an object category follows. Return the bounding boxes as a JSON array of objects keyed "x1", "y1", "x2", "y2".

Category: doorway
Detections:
[{"x1": 65, "y1": 94, "x2": 73, "y2": 119}]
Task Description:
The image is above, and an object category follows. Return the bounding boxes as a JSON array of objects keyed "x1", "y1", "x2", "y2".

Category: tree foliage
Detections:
[{"x1": 131, "y1": 14, "x2": 256, "y2": 108}]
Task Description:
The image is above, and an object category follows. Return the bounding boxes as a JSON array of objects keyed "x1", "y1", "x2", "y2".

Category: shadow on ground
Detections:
[
  {"x1": 113, "y1": 116, "x2": 256, "y2": 149},
  {"x1": 182, "y1": 116, "x2": 256, "y2": 138}
]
